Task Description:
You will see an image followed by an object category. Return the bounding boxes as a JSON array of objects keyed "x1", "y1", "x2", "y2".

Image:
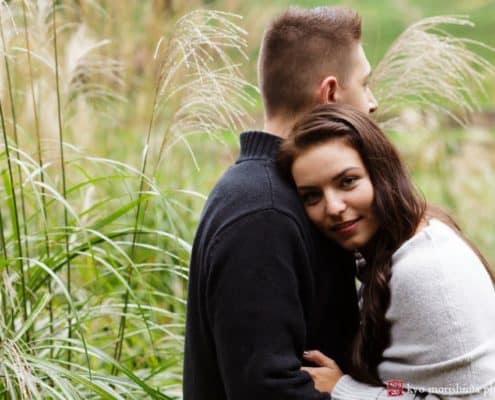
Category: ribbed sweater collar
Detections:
[{"x1": 237, "y1": 131, "x2": 282, "y2": 162}]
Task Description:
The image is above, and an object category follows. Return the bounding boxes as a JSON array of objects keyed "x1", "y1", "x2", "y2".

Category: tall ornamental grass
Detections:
[
  {"x1": 370, "y1": 15, "x2": 495, "y2": 265},
  {"x1": 372, "y1": 15, "x2": 495, "y2": 129},
  {"x1": 0, "y1": 1, "x2": 252, "y2": 398},
  {"x1": 0, "y1": 1, "x2": 494, "y2": 399}
]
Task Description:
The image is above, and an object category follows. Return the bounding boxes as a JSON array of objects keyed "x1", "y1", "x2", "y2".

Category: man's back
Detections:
[{"x1": 183, "y1": 131, "x2": 359, "y2": 400}]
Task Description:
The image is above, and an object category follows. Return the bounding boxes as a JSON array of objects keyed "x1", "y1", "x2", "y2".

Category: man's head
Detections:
[{"x1": 258, "y1": 6, "x2": 377, "y2": 122}]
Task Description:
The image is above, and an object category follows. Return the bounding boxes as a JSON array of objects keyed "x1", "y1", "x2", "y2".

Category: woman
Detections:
[{"x1": 278, "y1": 104, "x2": 495, "y2": 399}]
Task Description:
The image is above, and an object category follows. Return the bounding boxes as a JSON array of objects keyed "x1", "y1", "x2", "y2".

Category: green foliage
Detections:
[{"x1": 0, "y1": 0, "x2": 252, "y2": 398}]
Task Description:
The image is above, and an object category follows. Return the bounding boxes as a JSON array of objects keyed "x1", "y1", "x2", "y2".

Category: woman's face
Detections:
[{"x1": 291, "y1": 138, "x2": 379, "y2": 250}]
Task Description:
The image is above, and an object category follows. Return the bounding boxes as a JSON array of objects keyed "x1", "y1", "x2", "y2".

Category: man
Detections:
[{"x1": 183, "y1": 6, "x2": 377, "y2": 400}]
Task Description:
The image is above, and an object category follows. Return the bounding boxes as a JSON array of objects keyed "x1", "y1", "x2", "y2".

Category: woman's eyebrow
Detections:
[
  {"x1": 331, "y1": 167, "x2": 360, "y2": 182},
  {"x1": 296, "y1": 167, "x2": 360, "y2": 191}
]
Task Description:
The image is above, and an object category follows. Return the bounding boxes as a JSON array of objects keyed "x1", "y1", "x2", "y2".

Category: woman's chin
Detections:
[{"x1": 327, "y1": 234, "x2": 364, "y2": 250}]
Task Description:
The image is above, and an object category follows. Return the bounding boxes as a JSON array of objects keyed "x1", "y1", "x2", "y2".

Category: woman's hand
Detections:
[{"x1": 301, "y1": 350, "x2": 344, "y2": 393}]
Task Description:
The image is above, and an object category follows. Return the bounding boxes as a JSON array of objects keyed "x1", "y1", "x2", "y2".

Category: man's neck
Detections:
[{"x1": 263, "y1": 114, "x2": 299, "y2": 139}]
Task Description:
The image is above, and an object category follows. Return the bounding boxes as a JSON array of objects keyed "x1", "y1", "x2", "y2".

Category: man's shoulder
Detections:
[
  {"x1": 197, "y1": 158, "x2": 311, "y2": 243},
  {"x1": 214, "y1": 157, "x2": 301, "y2": 207}
]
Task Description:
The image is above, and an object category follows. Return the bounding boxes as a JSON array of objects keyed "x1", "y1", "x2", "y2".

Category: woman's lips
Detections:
[{"x1": 330, "y1": 217, "x2": 362, "y2": 236}]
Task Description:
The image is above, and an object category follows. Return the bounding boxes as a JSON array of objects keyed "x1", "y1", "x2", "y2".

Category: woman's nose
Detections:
[{"x1": 324, "y1": 191, "x2": 347, "y2": 216}]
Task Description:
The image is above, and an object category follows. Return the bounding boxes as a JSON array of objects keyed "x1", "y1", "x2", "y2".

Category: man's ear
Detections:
[{"x1": 318, "y1": 76, "x2": 338, "y2": 105}]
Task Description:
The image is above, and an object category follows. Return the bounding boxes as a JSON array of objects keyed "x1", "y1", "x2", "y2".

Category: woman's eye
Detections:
[
  {"x1": 301, "y1": 192, "x2": 321, "y2": 206},
  {"x1": 341, "y1": 176, "x2": 358, "y2": 188}
]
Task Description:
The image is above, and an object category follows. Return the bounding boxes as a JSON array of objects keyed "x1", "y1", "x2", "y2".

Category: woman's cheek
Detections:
[{"x1": 306, "y1": 206, "x2": 324, "y2": 230}]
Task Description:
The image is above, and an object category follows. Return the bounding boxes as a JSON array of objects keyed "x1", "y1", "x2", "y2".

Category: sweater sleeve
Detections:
[
  {"x1": 332, "y1": 221, "x2": 495, "y2": 400},
  {"x1": 378, "y1": 222, "x2": 495, "y2": 393},
  {"x1": 376, "y1": 220, "x2": 495, "y2": 396},
  {"x1": 206, "y1": 209, "x2": 330, "y2": 400}
]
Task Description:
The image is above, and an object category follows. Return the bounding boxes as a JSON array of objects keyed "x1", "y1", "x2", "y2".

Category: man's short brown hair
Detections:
[{"x1": 258, "y1": 7, "x2": 361, "y2": 118}]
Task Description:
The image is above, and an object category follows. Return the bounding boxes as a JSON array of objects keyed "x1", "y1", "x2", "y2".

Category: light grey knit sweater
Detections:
[{"x1": 332, "y1": 219, "x2": 495, "y2": 399}]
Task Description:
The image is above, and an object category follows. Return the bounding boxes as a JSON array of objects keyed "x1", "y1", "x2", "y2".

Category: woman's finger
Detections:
[
  {"x1": 300, "y1": 366, "x2": 315, "y2": 378},
  {"x1": 303, "y1": 350, "x2": 337, "y2": 368}
]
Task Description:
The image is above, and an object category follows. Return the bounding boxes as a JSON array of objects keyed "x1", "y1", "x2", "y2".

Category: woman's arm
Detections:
[{"x1": 303, "y1": 351, "x2": 439, "y2": 399}]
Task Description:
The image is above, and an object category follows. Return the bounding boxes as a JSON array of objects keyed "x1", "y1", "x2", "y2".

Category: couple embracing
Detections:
[{"x1": 184, "y1": 6, "x2": 495, "y2": 400}]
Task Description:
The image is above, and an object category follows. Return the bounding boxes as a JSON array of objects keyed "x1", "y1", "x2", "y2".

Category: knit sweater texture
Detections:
[
  {"x1": 332, "y1": 219, "x2": 495, "y2": 399},
  {"x1": 183, "y1": 131, "x2": 360, "y2": 400}
]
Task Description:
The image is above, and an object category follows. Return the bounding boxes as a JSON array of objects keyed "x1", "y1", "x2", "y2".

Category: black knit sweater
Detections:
[{"x1": 183, "y1": 131, "x2": 360, "y2": 400}]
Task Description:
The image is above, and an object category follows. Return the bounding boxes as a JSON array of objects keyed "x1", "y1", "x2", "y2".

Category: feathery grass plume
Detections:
[
  {"x1": 63, "y1": 24, "x2": 124, "y2": 113},
  {"x1": 371, "y1": 15, "x2": 495, "y2": 130},
  {"x1": 150, "y1": 9, "x2": 255, "y2": 174},
  {"x1": 11, "y1": 0, "x2": 123, "y2": 156}
]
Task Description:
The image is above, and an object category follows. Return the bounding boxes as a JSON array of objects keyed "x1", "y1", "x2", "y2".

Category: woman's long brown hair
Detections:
[{"x1": 278, "y1": 103, "x2": 494, "y2": 384}]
